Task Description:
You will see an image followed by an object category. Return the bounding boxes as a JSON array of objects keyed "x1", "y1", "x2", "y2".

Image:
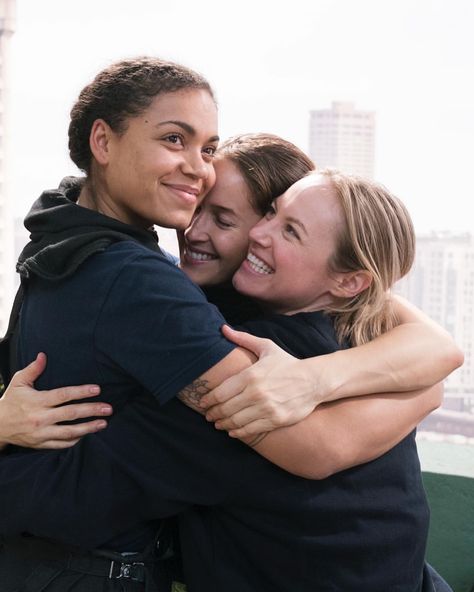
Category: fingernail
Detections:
[
  {"x1": 89, "y1": 386, "x2": 100, "y2": 394},
  {"x1": 96, "y1": 421, "x2": 107, "y2": 430},
  {"x1": 100, "y1": 405, "x2": 112, "y2": 414}
]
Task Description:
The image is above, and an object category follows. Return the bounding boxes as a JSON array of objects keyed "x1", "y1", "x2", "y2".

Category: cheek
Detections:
[{"x1": 223, "y1": 231, "x2": 250, "y2": 265}]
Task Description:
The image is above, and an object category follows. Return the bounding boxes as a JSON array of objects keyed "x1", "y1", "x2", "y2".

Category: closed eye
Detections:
[{"x1": 215, "y1": 215, "x2": 236, "y2": 229}]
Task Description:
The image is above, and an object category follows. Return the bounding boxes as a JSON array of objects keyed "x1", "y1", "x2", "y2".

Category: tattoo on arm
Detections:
[
  {"x1": 178, "y1": 379, "x2": 210, "y2": 415},
  {"x1": 178, "y1": 382, "x2": 268, "y2": 448}
]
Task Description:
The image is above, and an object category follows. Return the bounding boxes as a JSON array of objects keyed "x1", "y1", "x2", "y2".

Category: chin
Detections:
[
  {"x1": 232, "y1": 274, "x2": 251, "y2": 296},
  {"x1": 173, "y1": 217, "x2": 194, "y2": 231}
]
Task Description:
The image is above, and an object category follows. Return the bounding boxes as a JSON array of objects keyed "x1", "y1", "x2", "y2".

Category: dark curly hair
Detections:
[{"x1": 68, "y1": 57, "x2": 215, "y2": 173}]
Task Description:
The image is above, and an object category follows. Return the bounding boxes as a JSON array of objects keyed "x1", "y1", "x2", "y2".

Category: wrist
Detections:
[
  {"x1": 295, "y1": 356, "x2": 331, "y2": 407},
  {"x1": 305, "y1": 350, "x2": 352, "y2": 404}
]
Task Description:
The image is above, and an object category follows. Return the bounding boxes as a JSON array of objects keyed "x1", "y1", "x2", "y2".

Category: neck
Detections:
[
  {"x1": 77, "y1": 181, "x2": 98, "y2": 211},
  {"x1": 77, "y1": 178, "x2": 129, "y2": 225}
]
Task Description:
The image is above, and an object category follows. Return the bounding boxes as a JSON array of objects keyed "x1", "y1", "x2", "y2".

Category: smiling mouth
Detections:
[
  {"x1": 185, "y1": 247, "x2": 217, "y2": 262},
  {"x1": 164, "y1": 184, "x2": 201, "y2": 204},
  {"x1": 247, "y1": 253, "x2": 274, "y2": 274}
]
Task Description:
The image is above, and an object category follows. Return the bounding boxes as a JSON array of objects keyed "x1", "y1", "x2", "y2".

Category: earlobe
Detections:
[
  {"x1": 89, "y1": 119, "x2": 112, "y2": 166},
  {"x1": 330, "y1": 271, "x2": 373, "y2": 299}
]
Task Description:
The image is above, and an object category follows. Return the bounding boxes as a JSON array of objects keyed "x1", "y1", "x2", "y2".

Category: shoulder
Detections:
[
  {"x1": 240, "y1": 311, "x2": 341, "y2": 358},
  {"x1": 98, "y1": 241, "x2": 207, "y2": 299},
  {"x1": 203, "y1": 283, "x2": 263, "y2": 324}
]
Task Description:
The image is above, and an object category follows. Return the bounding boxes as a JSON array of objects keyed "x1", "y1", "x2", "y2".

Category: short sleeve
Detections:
[{"x1": 94, "y1": 250, "x2": 235, "y2": 404}]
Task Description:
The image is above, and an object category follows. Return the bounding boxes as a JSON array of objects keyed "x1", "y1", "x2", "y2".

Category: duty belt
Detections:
[{"x1": 2, "y1": 535, "x2": 163, "y2": 591}]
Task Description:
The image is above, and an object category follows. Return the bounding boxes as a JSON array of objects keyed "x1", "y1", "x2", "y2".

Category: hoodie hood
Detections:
[{"x1": 17, "y1": 177, "x2": 161, "y2": 281}]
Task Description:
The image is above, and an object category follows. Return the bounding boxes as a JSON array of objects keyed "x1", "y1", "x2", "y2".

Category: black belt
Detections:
[{"x1": 2, "y1": 535, "x2": 163, "y2": 591}]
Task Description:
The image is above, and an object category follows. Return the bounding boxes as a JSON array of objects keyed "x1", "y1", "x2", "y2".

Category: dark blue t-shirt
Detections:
[
  {"x1": 12, "y1": 240, "x2": 235, "y2": 550},
  {"x1": 0, "y1": 300, "x2": 429, "y2": 591}
]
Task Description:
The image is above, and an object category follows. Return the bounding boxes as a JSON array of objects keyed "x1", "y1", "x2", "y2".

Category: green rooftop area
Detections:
[{"x1": 418, "y1": 438, "x2": 474, "y2": 592}]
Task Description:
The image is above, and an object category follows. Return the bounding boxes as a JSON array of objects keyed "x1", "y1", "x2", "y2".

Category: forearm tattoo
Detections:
[
  {"x1": 178, "y1": 379, "x2": 211, "y2": 415},
  {"x1": 178, "y1": 382, "x2": 269, "y2": 448}
]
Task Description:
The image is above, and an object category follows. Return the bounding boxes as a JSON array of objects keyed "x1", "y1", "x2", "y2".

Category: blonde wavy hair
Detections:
[{"x1": 319, "y1": 169, "x2": 415, "y2": 346}]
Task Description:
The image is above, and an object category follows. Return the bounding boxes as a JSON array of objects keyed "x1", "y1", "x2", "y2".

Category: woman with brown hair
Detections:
[{"x1": 0, "y1": 57, "x2": 459, "y2": 589}]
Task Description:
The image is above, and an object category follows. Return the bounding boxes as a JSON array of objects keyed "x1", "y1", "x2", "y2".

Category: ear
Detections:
[
  {"x1": 330, "y1": 270, "x2": 373, "y2": 299},
  {"x1": 89, "y1": 119, "x2": 114, "y2": 166}
]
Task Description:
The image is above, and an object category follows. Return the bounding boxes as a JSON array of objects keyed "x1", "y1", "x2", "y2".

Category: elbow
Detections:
[
  {"x1": 297, "y1": 466, "x2": 334, "y2": 480},
  {"x1": 293, "y1": 450, "x2": 352, "y2": 480},
  {"x1": 451, "y1": 346, "x2": 465, "y2": 372},
  {"x1": 306, "y1": 466, "x2": 340, "y2": 480},
  {"x1": 441, "y1": 338, "x2": 464, "y2": 375}
]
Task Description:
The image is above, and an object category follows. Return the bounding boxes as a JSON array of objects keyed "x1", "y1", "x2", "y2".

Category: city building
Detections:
[
  {"x1": 0, "y1": 0, "x2": 15, "y2": 332},
  {"x1": 396, "y1": 232, "x2": 474, "y2": 413},
  {"x1": 308, "y1": 101, "x2": 375, "y2": 178}
]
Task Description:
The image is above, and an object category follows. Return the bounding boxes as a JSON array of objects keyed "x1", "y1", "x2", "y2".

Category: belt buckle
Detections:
[{"x1": 108, "y1": 560, "x2": 145, "y2": 581}]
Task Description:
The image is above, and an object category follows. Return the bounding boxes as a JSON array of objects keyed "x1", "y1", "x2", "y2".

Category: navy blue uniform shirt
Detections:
[
  {"x1": 0, "y1": 300, "x2": 430, "y2": 591},
  {"x1": 10, "y1": 240, "x2": 235, "y2": 551}
]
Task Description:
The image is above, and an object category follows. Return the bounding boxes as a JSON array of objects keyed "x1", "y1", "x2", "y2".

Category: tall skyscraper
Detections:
[
  {"x1": 0, "y1": 0, "x2": 15, "y2": 332},
  {"x1": 308, "y1": 101, "x2": 375, "y2": 178},
  {"x1": 395, "y1": 232, "x2": 474, "y2": 411}
]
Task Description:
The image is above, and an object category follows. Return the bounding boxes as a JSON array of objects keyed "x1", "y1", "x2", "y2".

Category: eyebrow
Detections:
[
  {"x1": 273, "y1": 199, "x2": 308, "y2": 236},
  {"x1": 156, "y1": 120, "x2": 219, "y2": 143}
]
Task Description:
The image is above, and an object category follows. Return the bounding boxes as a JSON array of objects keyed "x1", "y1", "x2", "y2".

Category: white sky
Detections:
[{"x1": 9, "y1": 0, "x2": 474, "y2": 234}]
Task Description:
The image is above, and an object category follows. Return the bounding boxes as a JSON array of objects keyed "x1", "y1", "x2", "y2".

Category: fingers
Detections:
[
  {"x1": 228, "y1": 420, "x2": 274, "y2": 439},
  {"x1": 228, "y1": 419, "x2": 268, "y2": 444},
  {"x1": 32, "y1": 419, "x2": 109, "y2": 449},
  {"x1": 213, "y1": 403, "x2": 284, "y2": 433},
  {"x1": 42, "y1": 384, "x2": 101, "y2": 407},
  {"x1": 199, "y1": 373, "x2": 245, "y2": 409},
  {"x1": 49, "y1": 401, "x2": 112, "y2": 424},
  {"x1": 205, "y1": 386, "x2": 270, "y2": 422},
  {"x1": 35, "y1": 439, "x2": 81, "y2": 450},
  {"x1": 221, "y1": 325, "x2": 272, "y2": 356},
  {"x1": 10, "y1": 352, "x2": 48, "y2": 386},
  {"x1": 48, "y1": 419, "x2": 109, "y2": 441}
]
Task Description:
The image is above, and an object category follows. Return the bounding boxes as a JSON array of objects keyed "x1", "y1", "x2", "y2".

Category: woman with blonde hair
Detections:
[{"x1": 0, "y1": 156, "x2": 453, "y2": 589}]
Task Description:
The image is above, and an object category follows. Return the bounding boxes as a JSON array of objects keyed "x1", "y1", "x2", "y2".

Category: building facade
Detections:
[
  {"x1": 0, "y1": 0, "x2": 15, "y2": 332},
  {"x1": 396, "y1": 232, "x2": 474, "y2": 412},
  {"x1": 308, "y1": 101, "x2": 375, "y2": 178}
]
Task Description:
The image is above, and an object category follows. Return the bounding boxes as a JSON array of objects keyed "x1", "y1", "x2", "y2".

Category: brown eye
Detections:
[
  {"x1": 164, "y1": 134, "x2": 184, "y2": 146},
  {"x1": 202, "y1": 145, "x2": 217, "y2": 157}
]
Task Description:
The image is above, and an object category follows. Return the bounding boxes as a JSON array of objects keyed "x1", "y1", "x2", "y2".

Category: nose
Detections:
[
  {"x1": 248, "y1": 217, "x2": 272, "y2": 248},
  {"x1": 181, "y1": 149, "x2": 215, "y2": 185},
  {"x1": 185, "y1": 207, "x2": 210, "y2": 243}
]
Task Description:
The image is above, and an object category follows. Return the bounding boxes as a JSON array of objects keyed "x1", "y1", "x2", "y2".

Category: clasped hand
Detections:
[
  {"x1": 199, "y1": 325, "x2": 327, "y2": 438},
  {"x1": 0, "y1": 353, "x2": 111, "y2": 449}
]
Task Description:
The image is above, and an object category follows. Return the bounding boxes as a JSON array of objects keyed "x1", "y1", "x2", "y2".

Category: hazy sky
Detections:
[{"x1": 9, "y1": 0, "x2": 474, "y2": 235}]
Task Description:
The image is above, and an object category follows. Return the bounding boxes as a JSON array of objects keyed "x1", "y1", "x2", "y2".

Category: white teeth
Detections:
[
  {"x1": 247, "y1": 253, "x2": 274, "y2": 274},
  {"x1": 187, "y1": 249, "x2": 216, "y2": 261}
]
